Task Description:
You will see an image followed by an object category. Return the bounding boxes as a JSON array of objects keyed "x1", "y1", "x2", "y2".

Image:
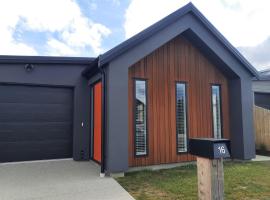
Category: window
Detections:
[
  {"x1": 211, "y1": 85, "x2": 222, "y2": 139},
  {"x1": 176, "y1": 83, "x2": 188, "y2": 153},
  {"x1": 134, "y1": 79, "x2": 147, "y2": 156}
]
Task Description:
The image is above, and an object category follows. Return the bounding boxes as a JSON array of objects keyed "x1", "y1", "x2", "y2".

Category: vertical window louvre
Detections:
[
  {"x1": 135, "y1": 80, "x2": 147, "y2": 156},
  {"x1": 176, "y1": 83, "x2": 188, "y2": 153},
  {"x1": 211, "y1": 85, "x2": 222, "y2": 139}
]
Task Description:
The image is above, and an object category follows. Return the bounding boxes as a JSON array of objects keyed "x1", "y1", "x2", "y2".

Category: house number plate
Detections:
[{"x1": 213, "y1": 143, "x2": 230, "y2": 158}]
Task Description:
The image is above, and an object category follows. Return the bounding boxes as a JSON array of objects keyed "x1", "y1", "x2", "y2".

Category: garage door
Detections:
[{"x1": 0, "y1": 85, "x2": 73, "y2": 162}]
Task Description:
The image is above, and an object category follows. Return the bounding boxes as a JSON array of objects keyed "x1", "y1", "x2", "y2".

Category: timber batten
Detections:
[{"x1": 128, "y1": 36, "x2": 230, "y2": 167}]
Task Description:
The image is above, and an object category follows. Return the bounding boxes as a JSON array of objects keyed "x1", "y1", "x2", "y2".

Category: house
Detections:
[
  {"x1": 253, "y1": 69, "x2": 270, "y2": 152},
  {"x1": 253, "y1": 69, "x2": 270, "y2": 109},
  {"x1": 0, "y1": 3, "x2": 258, "y2": 175}
]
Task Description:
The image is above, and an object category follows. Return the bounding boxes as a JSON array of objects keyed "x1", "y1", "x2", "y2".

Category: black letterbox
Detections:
[{"x1": 189, "y1": 138, "x2": 230, "y2": 159}]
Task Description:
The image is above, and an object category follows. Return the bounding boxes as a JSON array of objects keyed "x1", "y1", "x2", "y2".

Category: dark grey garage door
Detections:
[{"x1": 0, "y1": 85, "x2": 73, "y2": 162}]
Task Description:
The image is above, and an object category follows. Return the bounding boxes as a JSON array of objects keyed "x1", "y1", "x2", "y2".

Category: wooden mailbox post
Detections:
[{"x1": 189, "y1": 138, "x2": 231, "y2": 200}]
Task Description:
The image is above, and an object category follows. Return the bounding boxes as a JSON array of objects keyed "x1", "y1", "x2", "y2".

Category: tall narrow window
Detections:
[
  {"x1": 135, "y1": 79, "x2": 147, "y2": 156},
  {"x1": 211, "y1": 85, "x2": 222, "y2": 139},
  {"x1": 176, "y1": 83, "x2": 188, "y2": 153}
]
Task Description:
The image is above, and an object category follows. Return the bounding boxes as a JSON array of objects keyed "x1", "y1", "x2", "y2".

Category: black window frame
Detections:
[
  {"x1": 211, "y1": 84, "x2": 223, "y2": 139},
  {"x1": 133, "y1": 78, "x2": 149, "y2": 157},
  {"x1": 175, "y1": 81, "x2": 189, "y2": 154}
]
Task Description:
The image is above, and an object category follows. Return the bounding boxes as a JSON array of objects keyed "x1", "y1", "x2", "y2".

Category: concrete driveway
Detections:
[{"x1": 0, "y1": 159, "x2": 134, "y2": 200}]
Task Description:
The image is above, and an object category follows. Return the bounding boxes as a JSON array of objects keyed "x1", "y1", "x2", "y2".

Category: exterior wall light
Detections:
[{"x1": 24, "y1": 64, "x2": 34, "y2": 72}]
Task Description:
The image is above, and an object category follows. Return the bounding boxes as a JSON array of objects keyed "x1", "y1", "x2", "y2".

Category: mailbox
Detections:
[{"x1": 189, "y1": 138, "x2": 230, "y2": 159}]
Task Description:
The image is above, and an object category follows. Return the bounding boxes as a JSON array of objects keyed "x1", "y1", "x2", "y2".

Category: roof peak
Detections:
[{"x1": 98, "y1": 2, "x2": 258, "y2": 78}]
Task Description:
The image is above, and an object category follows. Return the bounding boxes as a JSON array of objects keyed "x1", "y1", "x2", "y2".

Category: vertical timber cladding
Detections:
[{"x1": 128, "y1": 36, "x2": 230, "y2": 167}]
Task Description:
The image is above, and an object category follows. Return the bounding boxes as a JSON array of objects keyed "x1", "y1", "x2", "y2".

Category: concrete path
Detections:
[
  {"x1": 0, "y1": 159, "x2": 134, "y2": 200},
  {"x1": 252, "y1": 155, "x2": 270, "y2": 161}
]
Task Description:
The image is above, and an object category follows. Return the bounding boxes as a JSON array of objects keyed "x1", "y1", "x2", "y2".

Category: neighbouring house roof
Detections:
[
  {"x1": 253, "y1": 69, "x2": 270, "y2": 93},
  {"x1": 256, "y1": 69, "x2": 270, "y2": 80},
  {"x1": 0, "y1": 55, "x2": 95, "y2": 65},
  {"x1": 83, "y1": 2, "x2": 259, "y2": 79}
]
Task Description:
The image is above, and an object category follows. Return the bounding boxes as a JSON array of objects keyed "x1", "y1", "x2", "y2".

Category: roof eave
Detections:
[
  {"x1": 81, "y1": 57, "x2": 99, "y2": 78},
  {"x1": 0, "y1": 55, "x2": 95, "y2": 65}
]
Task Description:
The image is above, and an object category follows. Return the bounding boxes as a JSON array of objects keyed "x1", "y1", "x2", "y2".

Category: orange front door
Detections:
[{"x1": 93, "y1": 81, "x2": 102, "y2": 163}]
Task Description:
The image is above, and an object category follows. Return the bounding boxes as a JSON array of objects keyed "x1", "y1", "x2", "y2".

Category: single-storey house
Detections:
[
  {"x1": 253, "y1": 69, "x2": 270, "y2": 109},
  {"x1": 0, "y1": 3, "x2": 258, "y2": 175}
]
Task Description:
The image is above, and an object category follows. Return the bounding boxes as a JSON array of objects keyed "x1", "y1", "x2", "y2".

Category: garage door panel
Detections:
[
  {"x1": 0, "y1": 85, "x2": 73, "y2": 162},
  {"x1": 0, "y1": 140, "x2": 72, "y2": 150},
  {"x1": 0, "y1": 122, "x2": 72, "y2": 142},
  {"x1": 0, "y1": 140, "x2": 72, "y2": 162},
  {"x1": 0, "y1": 104, "x2": 72, "y2": 122},
  {"x1": 0, "y1": 85, "x2": 73, "y2": 105}
]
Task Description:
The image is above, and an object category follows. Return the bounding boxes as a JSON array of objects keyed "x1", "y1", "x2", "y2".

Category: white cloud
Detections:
[
  {"x1": 61, "y1": 18, "x2": 111, "y2": 54},
  {"x1": 124, "y1": 0, "x2": 186, "y2": 39},
  {"x1": 239, "y1": 37, "x2": 270, "y2": 70},
  {"x1": 46, "y1": 38, "x2": 78, "y2": 56},
  {"x1": 0, "y1": 41, "x2": 37, "y2": 56},
  {"x1": 0, "y1": 0, "x2": 111, "y2": 56},
  {"x1": 124, "y1": 0, "x2": 270, "y2": 47}
]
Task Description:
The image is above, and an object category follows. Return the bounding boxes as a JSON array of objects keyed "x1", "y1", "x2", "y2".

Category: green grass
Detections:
[{"x1": 116, "y1": 161, "x2": 270, "y2": 200}]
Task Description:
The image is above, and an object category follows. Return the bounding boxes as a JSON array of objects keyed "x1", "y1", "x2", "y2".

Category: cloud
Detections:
[
  {"x1": 0, "y1": 26, "x2": 37, "y2": 55},
  {"x1": 238, "y1": 37, "x2": 270, "y2": 70},
  {"x1": 0, "y1": 0, "x2": 111, "y2": 56},
  {"x1": 61, "y1": 19, "x2": 111, "y2": 54},
  {"x1": 46, "y1": 38, "x2": 78, "y2": 56},
  {"x1": 124, "y1": 0, "x2": 270, "y2": 48},
  {"x1": 124, "y1": 0, "x2": 186, "y2": 39},
  {"x1": 124, "y1": 0, "x2": 270, "y2": 70}
]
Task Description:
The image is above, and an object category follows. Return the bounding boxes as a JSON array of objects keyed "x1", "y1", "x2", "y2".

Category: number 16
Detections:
[{"x1": 218, "y1": 146, "x2": 225, "y2": 154}]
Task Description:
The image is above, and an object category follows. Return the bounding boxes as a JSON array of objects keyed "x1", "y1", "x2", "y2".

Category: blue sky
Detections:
[
  {"x1": 1, "y1": 0, "x2": 270, "y2": 70},
  {"x1": 76, "y1": 0, "x2": 130, "y2": 50},
  {"x1": 4, "y1": 0, "x2": 130, "y2": 57}
]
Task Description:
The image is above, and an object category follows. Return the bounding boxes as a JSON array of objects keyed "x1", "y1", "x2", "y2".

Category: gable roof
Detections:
[{"x1": 84, "y1": 2, "x2": 259, "y2": 78}]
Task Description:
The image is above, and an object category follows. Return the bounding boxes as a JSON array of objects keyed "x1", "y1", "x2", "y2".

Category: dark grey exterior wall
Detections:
[
  {"x1": 104, "y1": 13, "x2": 255, "y2": 173},
  {"x1": 254, "y1": 92, "x2": 270, "y2": 109},
  {"x1": 73, "y1": 77, "x2": 91, "y2": 160},
  {"x1": 106, "y1": 62, "x2": 129, "y2": 173},
  {"x1": 229, "y1": 78, "x2": 255, "y2": 159},
  {"x1": 239, "y1": 78, "x2": 255, "y2": 159},
  {"x1": 0, "y1": 63, "x2": 91, "y2": 161}
]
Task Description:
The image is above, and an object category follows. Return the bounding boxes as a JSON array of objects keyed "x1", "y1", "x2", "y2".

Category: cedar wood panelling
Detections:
[{"x1": 128, "y1": 36, "x2": 230, "y2": 167}]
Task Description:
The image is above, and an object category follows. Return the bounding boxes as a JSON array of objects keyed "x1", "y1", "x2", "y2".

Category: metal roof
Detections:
[
  {"x1": 0, "y1": 55, "x2": 95, "y2": 65},
  {"x1": 255, "y1": 69, "x2": 270, "y2": 80}
]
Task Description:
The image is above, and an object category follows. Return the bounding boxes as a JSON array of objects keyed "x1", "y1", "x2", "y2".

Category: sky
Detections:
[{"x1": 0, "y1": 0, "x2": 270, "y2": 70}]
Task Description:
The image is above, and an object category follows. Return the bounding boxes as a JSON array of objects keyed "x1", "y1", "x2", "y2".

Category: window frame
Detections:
[
  {"x1": 210, "y1": 84, "x2": 223, "y2": 139},
  {"x1": 175, "y1": 81, "x2": 189, "y2": 154},
  {"x1": 133, "y1": 78, "x2": 149, "y2": 157}
]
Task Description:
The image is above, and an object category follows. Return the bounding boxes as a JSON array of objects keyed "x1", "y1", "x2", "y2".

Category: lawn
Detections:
[{"x1": 116, "y1": 161, "x2": 270, "y2": 200}]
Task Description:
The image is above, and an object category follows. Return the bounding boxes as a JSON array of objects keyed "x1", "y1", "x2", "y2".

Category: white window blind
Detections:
[
  {"x1": 212, "y1": 85, "x2": 222, "y2": 139},
  {"x1": 135, "y1": 80, "x2": 147, "y2": 156},
  {"x1": 176, "y1": 83, "x2": 188, "y2": 153}
]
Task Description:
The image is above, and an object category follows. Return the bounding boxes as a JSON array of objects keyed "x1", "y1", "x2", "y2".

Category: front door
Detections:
[{"x1": 93, "y1": 81, "x2": 102, "y2": 163}]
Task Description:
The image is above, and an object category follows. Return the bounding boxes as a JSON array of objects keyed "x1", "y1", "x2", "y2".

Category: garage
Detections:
[{"x1": 0, "y1": 84, "x2": 73, "y2": 162}]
